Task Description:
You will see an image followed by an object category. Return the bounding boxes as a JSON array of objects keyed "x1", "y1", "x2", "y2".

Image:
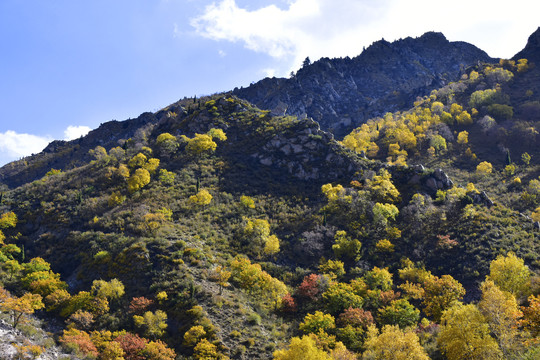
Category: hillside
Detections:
[
  {"x1": 234, "y1": 32, "x2": 493, "y2": 137},
  {"x1": 1, "y1": 29, "x2": 540, "y2": 360}
]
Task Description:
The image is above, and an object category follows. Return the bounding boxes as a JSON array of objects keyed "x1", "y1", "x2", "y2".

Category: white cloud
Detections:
[
  {"x1": 0, "y1": 131, "x2": 52, "y2": 159},
  {"x1": 64, "y1": 125, "x2": 91, "y2": 140},
  {"x1": 218, "y1": 49, "x2": 227, "y2": 57},
  {"x1": 191, "y1": 0, "x2": 540, "y2": 74}
]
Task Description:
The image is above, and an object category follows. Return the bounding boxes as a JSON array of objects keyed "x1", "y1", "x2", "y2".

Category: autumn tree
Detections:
[
  {"x1": 158, "y1": 169, "x2": 176, "y2": 186},
  {"x1": 59, "y1": 328, "x2": 99, "y2": 358},
  {"x1": 522, "y1": 294, "x2": 540, "y2": 338},
  {"x1": 229, "y1": 256, "x2": 287, "y2": 308},
  {"x1": 438, "y1": 303, "x2": 502, "y2": 360},
  {"x1": 128, "y1": 153, "x2": 148, "y2": 169},
  {"x1": 128, "y1": 168, "x2": 151, "y2": 193},
  {"x1": 242, "y1": 217, "x2": 280, "y2": 257},
  {"x1": 478, "y1": 280, "x2": 523, "y2": 358},
  {"x1": 476, "y1": 161, "x2": 493, "y2": 176},
  {"x1": 142, "y1": 339, "x2": 176, "y2": 360},
  {"x1": 456, "y1": 131, "x2": 468, "y2": 145},
  {"x1": 430, "y1": 135, "x2": 447, "y2": 154},
  {"x1": 318, "y1": 259, "x2": 345, "y2": 279},
  {"x1": 488, "y1": 252, "x2": 531, "y2": 299},
  {"x1": 273, "y1": 335, "x2": 332, "y2": 360},
  {"x1": 422, "y1": 274, "x2": 465, "y2": 322},
  {"x1": 0, "y1": 292, "x2": 45, "y2": 328},
  {"x1": 365, "y1": 169, "x2": 400, "y2": 203},
  {"x1": 240, "y1": 195, "x2": 256, "y2": 209},
  {"x1": 363, "y1": 324, "x2": 429, "y2": 360},
  {"x1": 212, "y1": 265, "x2": 231, "y2": 295},
  {"x1": 189, "y1": 189, "x2": 213, "y2": 207},
  {"x1": 183, "y1": 325, "x2": 207, "y2": 347},
  {"x1": 0, "y1": 211, "x2": 18, "y2": 260},
  {"x1": 299, "y1": 311, "x2": 336, "y2": 335},
  {"x1": 372, "y1": 203, "x2": 399, "y2": 228}
]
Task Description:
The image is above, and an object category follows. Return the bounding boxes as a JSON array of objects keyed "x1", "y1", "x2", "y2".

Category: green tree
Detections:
[
  {"x1": 133, "y1": 310, "x2": 168, "y2": 338},
  {"x1": 322, "y1": 282, "x2": 364, "y2": 314},
  {"x1": 378, "y1": 299, "x2": 420, "y2": 328},
  {"x1": 430, "y1": 135, "x2": 447, "y2": 154},
  {"x1": 91, "y1": 278, "x2": 125, "y2": 301},
  {"x1": 372, "y1": 203, "x2": 399, "y2": 228},
  {"x1": 156, "y1": 133, "x2": 179, "y2": 156},
  {"x1": 332, "y1": 230, "x2": 362, "y2": 262},
  {"x1": 158, "y1": 169, "x2": 176, "y2": 185},
  {"x1": 299, "y1": 311, "x2": 336, "y2": 334}
]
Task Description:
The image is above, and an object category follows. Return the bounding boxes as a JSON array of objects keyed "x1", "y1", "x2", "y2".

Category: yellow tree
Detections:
[
  {"x1": 478, "y1": 280, "x2": 523, "y2": 358},
  {"x1": 0, "y1": 211, "x2": 17, "y2": 256},
  {"x1": 362, "y1": 324, "x2": 429, "y2": 360},
  {"x1": 243, "y1": 218, "x2": 280, "y2": 258},
  {"x1": 91, "y1": 279, "x2": 125, "y2": 301},
  {"x1": 127, "y1": 168, "x2": 151, "y2": 193},
  {"x1": 0, "y1": 292, "x2": 44, "y2": 328},
  {"x1": 273, "y1": 335, "x2": 332, "y2": 360},
  {"x1": 422, "y1": 274, "x2": 465, "y2": 322},
  {"x1": 189, "y1": 189, "x2": 213, "y2": 206},
  {"x1": 438, "y1": 303, "x2": 502, "y2": 360},
  {"x1": 457, "y1": 131, "x2": 469, "y2": 145},
  {"x1": 213, "y1": 265, "x2": 231, "y2": 295},
  {"x1": 476, "y1": 161, "x2": 493, "y2": 177},
  {"x1": 488, "y1": 252, "x2": 531, "y2": 299}
]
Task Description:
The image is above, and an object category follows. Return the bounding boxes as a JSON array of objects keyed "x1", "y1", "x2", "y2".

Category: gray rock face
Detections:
[
  {"x1": 250, "y1": 117, "x2": 364, "y2": 181},
  {"x1": 469, "y1": 190, "x2": 494, "y2": 207},
  {"x1": 234, "y1": 32, "x2": 493, "y2": 137}
]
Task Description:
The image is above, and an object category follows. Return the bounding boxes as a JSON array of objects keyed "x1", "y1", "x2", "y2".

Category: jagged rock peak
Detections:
[
  {"x1": 513, "y1": 26, "x2": 540, "y2": 62},
  {"x1": 233, "y1": 31, "x2": 492, "y2": 137}
]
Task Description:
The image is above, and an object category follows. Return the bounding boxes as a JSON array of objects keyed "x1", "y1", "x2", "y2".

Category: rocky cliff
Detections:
[{"x1": 233, "y1": 32, "x2": 494, "y2": 137}]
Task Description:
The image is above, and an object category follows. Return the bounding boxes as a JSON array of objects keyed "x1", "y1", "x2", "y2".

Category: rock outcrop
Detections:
[{"x1": 234, "y1": 32, "x2": 493, "y2": 137}]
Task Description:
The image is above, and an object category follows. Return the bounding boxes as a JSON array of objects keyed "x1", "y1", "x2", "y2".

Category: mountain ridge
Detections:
[{"x1": 233, "y1": 31, "x2": 494, "y2": 137}]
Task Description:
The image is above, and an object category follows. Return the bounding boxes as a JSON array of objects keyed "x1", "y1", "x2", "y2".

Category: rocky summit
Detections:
[{"x1": 233, "y1": 32, "x2": 493, "y2": 137}]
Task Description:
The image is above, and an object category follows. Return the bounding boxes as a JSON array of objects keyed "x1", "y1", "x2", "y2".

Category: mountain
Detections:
[
  {"x1": 233, "y1": 32, "x2": 494, "y2": 137},
  {"x1": 513, "y1": 26, "x2": 540, "y2": 62},
  {"x1": 2, "y1": 29, "x2": 540, "y2": 359}
]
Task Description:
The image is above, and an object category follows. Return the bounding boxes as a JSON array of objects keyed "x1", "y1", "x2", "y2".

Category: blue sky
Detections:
[{"x1": 1, "y1": 0, "x2": 539, "y2": 166}]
